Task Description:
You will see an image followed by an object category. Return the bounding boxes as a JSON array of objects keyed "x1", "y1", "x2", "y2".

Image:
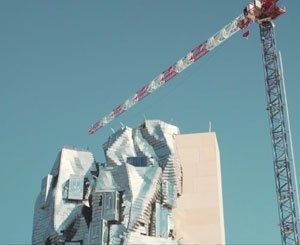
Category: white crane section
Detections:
[{"x1": 88, "y1": 14, "x2": 247, "y2": 135}]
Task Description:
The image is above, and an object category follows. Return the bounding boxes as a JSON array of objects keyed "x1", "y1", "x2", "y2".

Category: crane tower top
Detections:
[{"x1": 244, "y1": 0, "x2": 285, "y2": 23}]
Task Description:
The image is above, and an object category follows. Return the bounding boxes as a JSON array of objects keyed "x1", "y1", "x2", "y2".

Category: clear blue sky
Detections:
[{"x1": 0, "y1": 0, "x2": 299, "y2": 244}]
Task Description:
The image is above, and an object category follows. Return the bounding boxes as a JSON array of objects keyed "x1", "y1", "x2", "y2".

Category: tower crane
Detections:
[{"x1": 88, "y1": 0, "x2": 299, "y2": 243}]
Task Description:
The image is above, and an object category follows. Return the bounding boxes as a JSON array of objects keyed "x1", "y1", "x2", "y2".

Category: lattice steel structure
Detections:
[{"x1": 260, "y1": 21, "x2": 299, "y2": 245}]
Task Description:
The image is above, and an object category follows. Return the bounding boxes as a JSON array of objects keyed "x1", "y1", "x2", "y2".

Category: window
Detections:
[{"x1": 68, "y1": 175, "x2": 84, "y2": 200}]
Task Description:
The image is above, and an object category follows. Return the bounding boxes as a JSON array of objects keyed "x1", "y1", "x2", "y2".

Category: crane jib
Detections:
[{"x1": 88, "y1": 14, "x2": 244, "y2": 135}]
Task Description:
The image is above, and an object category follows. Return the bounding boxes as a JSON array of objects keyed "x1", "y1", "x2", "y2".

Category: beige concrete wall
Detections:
[{"x1": 173, "y1": 132, "x2": 225, "y2": 244}]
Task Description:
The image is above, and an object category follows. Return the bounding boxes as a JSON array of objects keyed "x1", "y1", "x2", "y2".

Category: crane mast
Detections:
[
  {"x1": 260, "y1": 21, "x2": 299, "y2": 244},
  {"x1": 88, "y1": 0, "x2": 299, "y2": 243}
]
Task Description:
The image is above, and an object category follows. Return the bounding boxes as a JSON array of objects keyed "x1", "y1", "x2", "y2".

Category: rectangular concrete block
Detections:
[{"x1": 173, "y1": 132, "x2": 225, "y2": 245}]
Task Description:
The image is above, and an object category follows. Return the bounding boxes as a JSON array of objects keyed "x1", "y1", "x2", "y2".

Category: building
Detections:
[
  {"x1": 174, "y1": 132, "x2": 225, "y2": 244},
  {"x1": 32, "y1": 120, "x2": 225, "y2": 244}
]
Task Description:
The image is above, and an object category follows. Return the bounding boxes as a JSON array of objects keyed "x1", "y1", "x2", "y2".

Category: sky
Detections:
[{"x1": 0, "y1": 0, "x2": 299, "y2": 244}]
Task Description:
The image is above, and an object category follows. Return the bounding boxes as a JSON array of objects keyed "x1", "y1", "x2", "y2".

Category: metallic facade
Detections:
[{"x1": 32, "y1": 120, "x2": 225, "y2": 244}]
